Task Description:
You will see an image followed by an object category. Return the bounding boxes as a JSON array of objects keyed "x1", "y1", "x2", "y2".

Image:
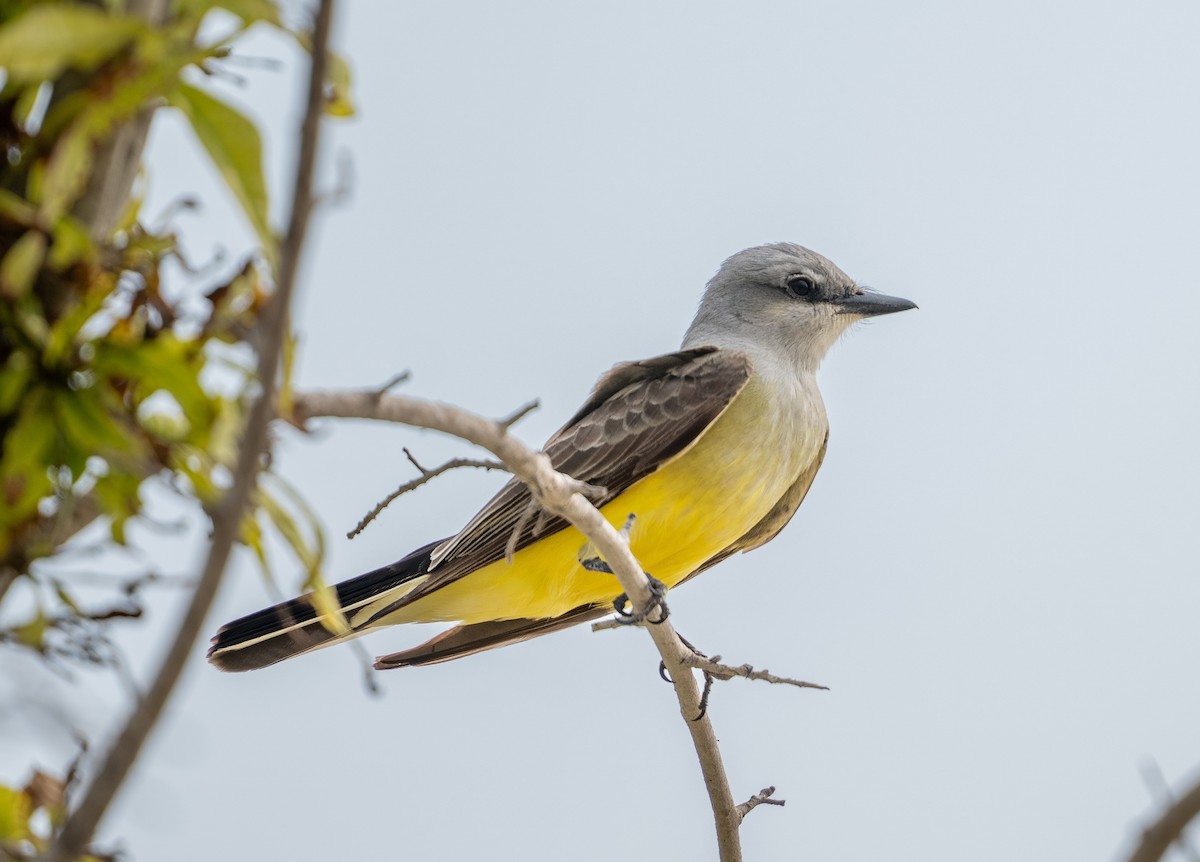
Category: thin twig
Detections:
[
  {"x1": 348, "y1": 639, "x2": 381, "y2": 696},
  {"x1": 1126, "y1": 773, "x2": 1200, "y2": 862},
  {"x1": 505, "y1": 499, "x2": 539, "y2": 563},
  {"x1": 1140, "y1": 760, "x2": 1200, "y2": 862},
  {"x1": 346, "y1": 451, "x2": 503, "y2": 539},
  {"x1": 734, "y1": 786, "x2": 785, "y2": 823},
  {"x1": 46, "y1": 3, "x2": 336, "y2": 858},
  {"x1": 682, "y1": 655, "x2": 830, "y2": 691},
  {"x1": 498, "y1": 399, "x2": 539, "y2": 428},
  {"x1": 372, "y1": 371, "x2": 411, "y2": 399}
]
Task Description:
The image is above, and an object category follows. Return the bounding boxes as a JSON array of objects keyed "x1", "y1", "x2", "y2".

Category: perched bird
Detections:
[{"x1": 208, "y1": 243, "x2": 915, "y2": 671}]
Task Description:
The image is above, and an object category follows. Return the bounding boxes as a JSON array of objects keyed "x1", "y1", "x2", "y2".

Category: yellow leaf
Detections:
[
  {"x1": 12, "y1": 610, "x2": 49, "y2": 650},
  {"x1": 308, "y1": 578, "x2": 349, "y2": 636},
  {"x1": 239, "y1": 510, "x2": 270, "y2": 579},
  {"x1": 167, "y1": 82, "x2": 275, "y2": 260},
  {"x1": 325, "y1": 53, "x2": 356, "y2": 118},
  {"x1": 0, "y1": 784, "x2": 32, "y2": 841},
  {"x1": 290, "y1": 31, "x2": 355, "y2": 118}
]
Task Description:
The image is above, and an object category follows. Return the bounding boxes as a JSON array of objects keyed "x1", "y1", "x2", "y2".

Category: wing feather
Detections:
[{"x1": 369, "y1": 347, "x2": 752, "y2": 619}]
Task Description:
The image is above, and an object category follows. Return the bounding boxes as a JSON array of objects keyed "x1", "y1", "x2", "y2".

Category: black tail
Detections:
[{"x1": 207, "y1": 540, "x2": 441, "y2": 672}]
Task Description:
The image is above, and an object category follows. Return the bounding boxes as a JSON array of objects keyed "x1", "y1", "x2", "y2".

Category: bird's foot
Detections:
[
  {"x1": 658, "y1": 632, "x2": 718, "y2": 721},
  {"x1": 613, "y1": 574, "x2": 669, "y2": 625}
]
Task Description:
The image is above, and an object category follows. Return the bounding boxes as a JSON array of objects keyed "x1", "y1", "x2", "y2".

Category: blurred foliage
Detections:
[
  {"x1": 0, "y1": 0, "x2": 351, "y2": 846},
  {"x1": 1, "y1": 771, "x2": 60, "y2": 860}
]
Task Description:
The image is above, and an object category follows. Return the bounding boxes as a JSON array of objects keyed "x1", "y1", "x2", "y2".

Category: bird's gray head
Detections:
[{"x1": 682, "y1": 243, "x2": 915, "y2": 374}]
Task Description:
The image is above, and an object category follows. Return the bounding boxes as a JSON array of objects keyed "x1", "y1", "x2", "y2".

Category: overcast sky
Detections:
[{"x1": 3, "y1": 2, "x2": 1200, "y2": 860}]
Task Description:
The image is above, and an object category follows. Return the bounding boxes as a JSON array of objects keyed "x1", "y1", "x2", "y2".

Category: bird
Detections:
[{"x1": 208, "y1": 243, "x2": 915, "y2": 671}]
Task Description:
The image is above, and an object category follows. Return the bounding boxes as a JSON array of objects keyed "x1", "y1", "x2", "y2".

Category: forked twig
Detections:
[
  {"x1": 734, "y1": 786, "x2": 785, "y2": 823},
  {"x1": 347, "y1": 447, "x2": 503, "y2": 539}
]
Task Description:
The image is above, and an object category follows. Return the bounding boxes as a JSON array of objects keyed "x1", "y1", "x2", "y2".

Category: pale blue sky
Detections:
[{"x1": 3, "y1": 2, "x2": 1199, "y2": 859}]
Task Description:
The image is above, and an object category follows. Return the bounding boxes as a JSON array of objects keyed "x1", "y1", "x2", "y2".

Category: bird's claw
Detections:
[{"x1": 613, "y1": 574, "x2": 669, "y2": 625}]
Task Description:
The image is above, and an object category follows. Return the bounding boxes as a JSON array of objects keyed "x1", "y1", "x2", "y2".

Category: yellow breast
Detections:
[{"x1": 395, "y1": 375, "x2": 827, "y2": 625}]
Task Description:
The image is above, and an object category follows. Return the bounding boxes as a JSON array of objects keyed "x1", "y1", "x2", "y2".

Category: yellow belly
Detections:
[{"x1": 394, "y1": 378, "x2": 824, "y2": 624}]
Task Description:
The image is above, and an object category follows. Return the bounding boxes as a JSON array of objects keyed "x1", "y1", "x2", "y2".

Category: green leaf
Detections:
[
  {"x1": 8, "y1": 295, "x2": 50, "y2": 350},
  {"x1": 93, "y1": 469, "x2": 142, "y2": 544},
  {"x1": 0, "y1": 3, "x2": 144, "y2": 84},
  {"x1": 0, "y1": 229, "x2": 46, "y2": 298},
  {"x1": 93, "y1": 334, "x2": 213, "y2": 432},
  {"x1": 0, "y1": 189, "x2": 38, "y2": 225},
  {"x1": 52, "y1": 387, "x2": 145, "y2": 466},
  {"x1": 239, "y1": 510, "x2": 270, "y2": 579},
  {"x1": 44, "y1": 273, "x2": 112, "y2": 366},
  {"x1": 168, "y1": 82, "x2": 274, "y2": 258},
  {"x1": 48, "y1": 214, "x2": 95, "y2": 270},
  {"x1": 175, "y1": 0, "x2": 282, "y2": 26},
  {"x1": 256, "y1": 474, "x2": 340, "y2": 633},
  {"x1": 53, "y1": 581, "x2": 83, "y2": 614},
  {"x1": 0, "y1": 352, "x2": 34, "y2": 415},
  {"x1": 171, "y1": 445, "x2": 218, "y2": 502},
  {"x1": 278, "y1": 326, "x2": 296, "y2": 416},
  {"x1": 0, "y1": 390, "x2": 55, "y2": 551},
  {"x1": 39, "y1": 122, "x2": 93, "y2": 221},
  {"x1": 12, "y1": 609, "x2": 49, "y2": 650},
  {"x1": 113, "y1": 173, "x2": 147, "y2": 235},
  {"x1": 258, "y1": 487, "x2": 319, "y2": 575},
  {"x1": 207, "y1": 395, "x2": 244, "y2": 468}
]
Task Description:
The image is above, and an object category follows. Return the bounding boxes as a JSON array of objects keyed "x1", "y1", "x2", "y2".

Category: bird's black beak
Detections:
[{"x1": 833, "y1": 289, "x2": 917, "y2": 317}]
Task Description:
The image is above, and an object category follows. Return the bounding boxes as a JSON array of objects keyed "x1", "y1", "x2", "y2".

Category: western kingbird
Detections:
[{"x1": 209, "y1": 243, "x2": 915, "y2": 671}]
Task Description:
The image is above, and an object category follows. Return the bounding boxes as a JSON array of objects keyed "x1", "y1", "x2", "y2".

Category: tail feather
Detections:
[{"x1": 208, "y1": 540, "x2": 442, "y2": 672}]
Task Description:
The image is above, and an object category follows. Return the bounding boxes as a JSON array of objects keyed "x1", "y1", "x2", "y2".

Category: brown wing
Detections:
[
  {"x1": 373, "y1": 604, "x2": 610, "y2": 669},
  {"x1": 364, "y1": 347, "x2": 752, "y2": 623}
]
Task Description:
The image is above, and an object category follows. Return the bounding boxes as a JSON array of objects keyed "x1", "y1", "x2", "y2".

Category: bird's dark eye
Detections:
[{"x1": 785, "y1": 275, "x2": 815, "y2": 298}]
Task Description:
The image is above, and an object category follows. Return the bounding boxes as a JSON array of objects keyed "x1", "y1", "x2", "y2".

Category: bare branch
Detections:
[
  {"x1": 734, "y1": 786, "x2": 785, "y2": 823},
  {"x1": 293, "y1": 387, "x2": 761, "y2": 862},
  {"x1": 1126, "y1": 774, "x2": 1200, "y2": 862},
  {"x1": 70, "y1": 0, "x2": 170, "y2": 240},
  {"x1": 1139, "y1": 761, "x2": 1200, "y2": 862},
  {"x1": 47, "y1": 3, "x2": 336, "y2": 858},
  {"x1": 682, "y1": 654, "x2": 830, "y2": 692},
  {"x1": 347, "y1": 449, "x2": 503, "y2": 539}
]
